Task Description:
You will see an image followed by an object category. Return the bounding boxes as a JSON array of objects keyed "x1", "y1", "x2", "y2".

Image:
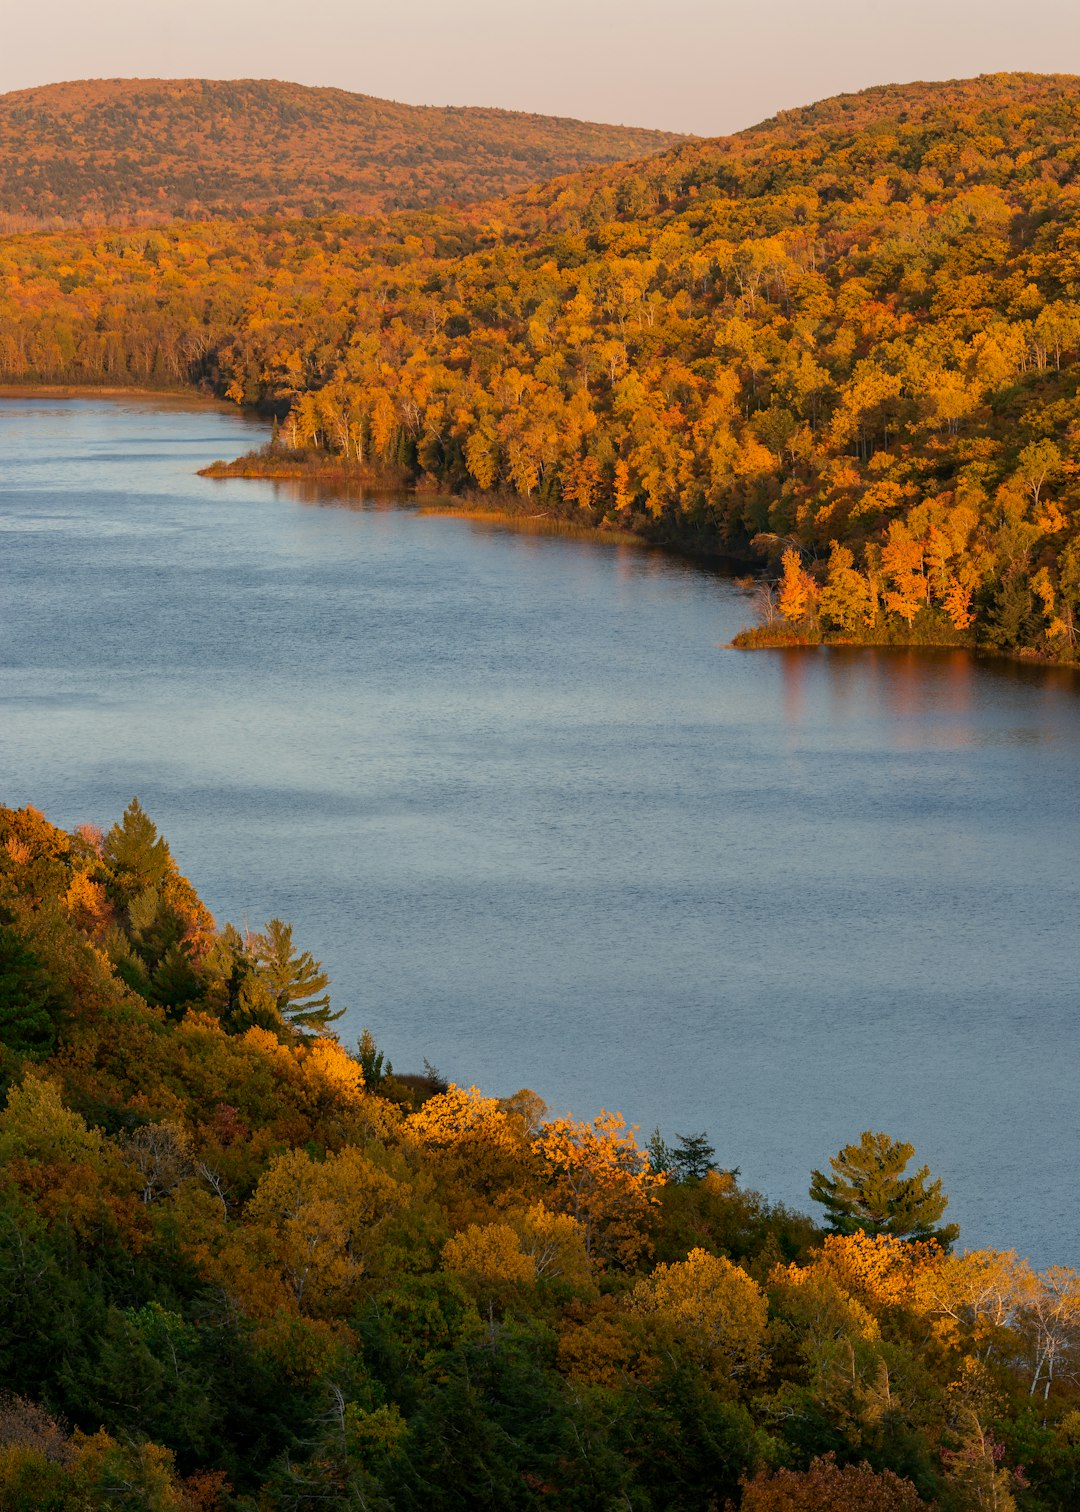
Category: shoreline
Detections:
[
  {"x1": 729, "y1": 625, "x2": 1080, "y2": 672},
  {"x1": 199, "y1": 455, "x2": 747, "y2": 561},
  {"x1": 200, "y1": 456, "x2": 660, "y2": 550},
  {"x1": 415, "y1": 501, "x2": 652, "y2": 548},
  {"x1": 0, "y1": 382, "x2": 245, "y2": 411},
  {"x1": 198, "y1": 455, "x2": 403, "y2": 485},
  {"x1": 19, "y1": 411, "x2": 1080, "y2": 672},
  {"x1": 202, "y1": 456, "x2": 1080, "y2": 670}
]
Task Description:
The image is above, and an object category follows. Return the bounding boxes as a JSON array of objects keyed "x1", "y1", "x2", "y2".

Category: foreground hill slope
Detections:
[
  {"x1": 0, "y1": 76, "x2": 686, "y2": 226},
  {"x1": 2, "y1": 797, "x2": 1079, "y2": 1507}
]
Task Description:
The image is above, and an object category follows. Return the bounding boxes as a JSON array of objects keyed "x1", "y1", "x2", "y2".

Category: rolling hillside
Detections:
[{"x1": 0, "y1": 76, "x2": 686, "y2": 227}]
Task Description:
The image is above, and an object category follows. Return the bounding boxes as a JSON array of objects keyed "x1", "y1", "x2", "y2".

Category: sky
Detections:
[{"x1": 4, "y1": 0, "x2": 1080, "y2": 137}]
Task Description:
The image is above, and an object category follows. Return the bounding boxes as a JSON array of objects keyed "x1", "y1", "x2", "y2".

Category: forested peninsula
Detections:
[
  {"x1": 4, "y1": 74, "x2": 1080, "y2": 657},
  {"x1": 2, "y1": 797, "x2": 1080, "y2": 1510}
]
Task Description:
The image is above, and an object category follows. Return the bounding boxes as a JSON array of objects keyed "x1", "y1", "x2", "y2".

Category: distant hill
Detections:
[
  {"x1": 0, "y1": 77, "x2": 687, "y2": 227},
  {"x1": 509, "y1": 69, "x2": 1080, "y2": 223}
]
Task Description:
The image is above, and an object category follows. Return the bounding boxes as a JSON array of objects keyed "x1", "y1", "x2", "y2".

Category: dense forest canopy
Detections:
[
  {"x1": 3, "y1": 73, "x2": 1080, "y2": 657},
  {"x1": 3, "y1": 797, "x2": 1080, "y2": 1509},
  {"x1": 0, "y1": 77, "x2": 686, "y2": 228},
  {"x1": 4, "y1": 73, "x2": 1080, "y2": 1506}
]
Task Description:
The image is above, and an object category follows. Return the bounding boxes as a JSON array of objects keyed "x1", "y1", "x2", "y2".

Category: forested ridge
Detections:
[
  {"x1": 7, "y1": 73, "x2": 1080, "y2": 655},
  {"x1": 0, "y1": 78, "x2": 685, "y2": 229},
  {"x1": 2, "y1": 797, "x2": 1080, "y2": 1509}
]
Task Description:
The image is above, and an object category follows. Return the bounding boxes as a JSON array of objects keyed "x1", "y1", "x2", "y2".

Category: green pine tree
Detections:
[
  {"x1": 672, "y1": 1131, "x2": 718, "y2": 1182},
  {"x1": 250, "y1": 918, "x2": 343, "y2": 1034},
  {"x1": 150, "y1": 944, "x2": 203, "y2": 1014},
  {"x1": 646, "y1": 1127, "x2": 674, "y2": 1178},
  {"x1": 810, "y1": 1129, "x2": 959, "y2": 1248},
  {"x1": 103, "y1": 798, "x2": 171, "y2": 890},
  {"x1": 0, "y1": 917, "x2": 63, "y2": 1058},
  {"x1": 358, "y1": 1028, "x2": 391, "y2": 1086}
]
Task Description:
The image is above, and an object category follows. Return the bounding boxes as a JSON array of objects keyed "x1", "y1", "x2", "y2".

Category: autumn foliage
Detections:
[
  {"x1": 7, "y1": 67, "x2": 1080, "y2": 1503},
  {"x1": 1, "y1": 797, "x2": 1080, "y2": 1506},
  {"x1": 0, "y1": 77, "x2": 684, "y2": 229},
  {"x1": 3, "y1": 77, "x2": 1080, "y2": 655}
]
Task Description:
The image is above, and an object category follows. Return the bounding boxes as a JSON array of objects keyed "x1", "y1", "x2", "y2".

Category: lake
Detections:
[{"x1": 2, "y1": 395, "x2": 1079, "y2": 1264}]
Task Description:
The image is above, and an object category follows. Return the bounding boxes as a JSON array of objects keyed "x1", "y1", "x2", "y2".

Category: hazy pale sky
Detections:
[{"x1": 4, "y1": 0, "x2": 1080, "y2": 136}]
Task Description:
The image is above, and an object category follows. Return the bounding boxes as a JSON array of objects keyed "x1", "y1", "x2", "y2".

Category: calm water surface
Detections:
[{"x1": 2, "y1": 398, "x2": 1079, "y2": 1263}]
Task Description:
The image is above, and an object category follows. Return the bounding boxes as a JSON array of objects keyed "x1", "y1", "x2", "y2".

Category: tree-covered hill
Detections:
[
  {"x1": 0, "y1": 77, "x2": 686, "y2": 228},
  {"x1": 5, "y1": 73, "x2": 1080, "y2": 656},
  {"x1": 508, "y1": 71, "x2": 1080, "y2": 224},
  {"x1": 2, "y1": 798, "x2": 1080, "y2": 1507}
]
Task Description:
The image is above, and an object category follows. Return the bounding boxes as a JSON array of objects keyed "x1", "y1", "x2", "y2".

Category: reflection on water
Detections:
[
  {"x1": 3, "y1": 398, "x2": 1080, "y2": 1266},
  {"x1": 778, "y1": 644, "x2": 1078, "y2": 748}
]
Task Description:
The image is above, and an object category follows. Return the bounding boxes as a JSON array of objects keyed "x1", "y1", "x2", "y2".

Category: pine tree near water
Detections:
[
  {"x1": 646, "y1": 1129, "x2": 719, "y2": 1183},
  {"x1": 250, "y1": 918, "x2": 343, "y2": 1034},
  {"x1": 358, "y1": 1027, "x2": 391, "y2": 1086},
  {"x1": 810, "y1": 1129, "x2": 959, "y2": 1249},
  {"x1": 671, "y1": 1131, "x2": 718, "y2": 1182},
  {"x1": 103, "y1": 797, "x2": 170, "y2": 891}
]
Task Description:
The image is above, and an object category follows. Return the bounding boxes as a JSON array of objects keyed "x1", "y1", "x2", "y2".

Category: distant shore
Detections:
[
  {"x1": 0, "y1": 383, "x2": 242, "y2": 410},
  {"x1": 16, "y1": 410, "x2": 1078, "y2": 668}
]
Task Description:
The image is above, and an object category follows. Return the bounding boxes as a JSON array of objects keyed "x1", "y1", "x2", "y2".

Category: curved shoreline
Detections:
[
  {"x1": 198, "y1": 454, "x2": 755, "y2": 564},
  {"x1": 9, "y1": 393, "x2": 1080, "y2": 672}
]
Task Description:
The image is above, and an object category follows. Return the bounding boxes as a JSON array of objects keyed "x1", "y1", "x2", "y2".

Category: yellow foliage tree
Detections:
[
  {"x1": 537, "y1": 1109, "x2": 661, "y2": 1269},
  {"x1": 562, "y1": 455, "x2": 604, "y2": 511},
  {"x1": 302, "y1": 1037, "x2": 365, "y2": 1105},
  {"x1": 406, "y1": 1084, "x2": 537, "y2": 1220},
  {"x1": 64, "y1": 869, "x2": 113, "y2": 939},
  {"x1": 804, "y1": 1230, "x2": 938, "y2": 1314},
  {"x1": 819, "y1": 542, "x2": 873, "y2": 633},
  {"x1": 919, "y1": 1246, "x2": 1034, "y2": 1352},
  {"x1": 512, "y1": 1202, "x2": 592, "y2": 1288},
  {"x1": 464, "y1": 428, "x2": 498, "y2": 491},
  {"x1": 942, "y1": 578, "x2": 976, "y2": 630},
  {"x1": 880, "y1": 520, "x2": 928, "y2": 624},
  {"x1": 442, "y1": 1221, "x2": 536, "y2": 1311},
  {"x1": 777, "y1": 546, "x2": 818, "y2": 625},
  {"x1": 237, "y1": 1145, "x2": 406, "y2": 1319},
  {"x1": 631, "y1": 1246, "x2": 768, "y2": 1382},
  {"x1": 0, "y1": 1076, "x2": 103, "y2": 1166}
]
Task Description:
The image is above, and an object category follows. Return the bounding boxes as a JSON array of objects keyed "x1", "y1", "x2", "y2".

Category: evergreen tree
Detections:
[
  {"x1": 647, "y1": 1130, "x2": 719, "y2": 1183},
  {"x1": 810, "y1": 1130, "x2": 959, "y2": 1248},
  {"x1": 985, "y1": 578, "x2": 1037, "y2": 650},
  {"x1": 358, "y1": 1028, "x2": 391, "y2": 1086},
  {"x1": 0, "y1": 918, "x2": 63, "y2": 1059},
  {"x1": 647, "y1": 1127, "x2": 674, "y2": 1178},
  {"x1": 250, "y1": 918, "x2": 343, "y2": 1034},
  {"x1": 149, "y1": 944, "x2": 203, "y2": 1013},
  {"x1": 671, "y1": 1132, "x2": 717, "y2": 1183},
  {"x1": 103, "y1": 798, "x2": 170, "y2": 891}
]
